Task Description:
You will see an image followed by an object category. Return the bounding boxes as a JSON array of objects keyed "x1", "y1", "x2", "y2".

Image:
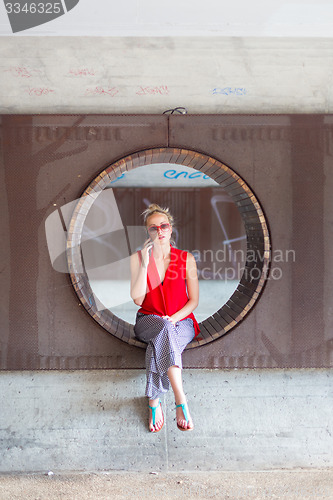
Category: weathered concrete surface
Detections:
[
  {"x1": 1, "y1": 470, "x2": 333, "y2": 499},
  {"x1": 0, "y1": 369, "x2": 332, "y2": 473},
  {"x1": 1, "y1": 37, "x2": 333, "y2": 114}
]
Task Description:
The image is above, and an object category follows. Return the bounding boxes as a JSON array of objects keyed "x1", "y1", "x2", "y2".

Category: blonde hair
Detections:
[{"x1": 142, "y1": 203, "x2": 174, "y2": 227}]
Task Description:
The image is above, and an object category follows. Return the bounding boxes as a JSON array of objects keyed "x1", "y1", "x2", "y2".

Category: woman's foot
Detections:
[
  {"x1": 175, "y1": 400, "x2": 194, "y2": 431},
  {"x1": 148, "y1": 398, "x2": 164, "y2": 432}
]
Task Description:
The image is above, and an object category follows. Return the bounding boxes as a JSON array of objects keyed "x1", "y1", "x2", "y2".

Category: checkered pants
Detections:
[{"x1": 134, "y1": 312, "x2": 195, "y2": 399}]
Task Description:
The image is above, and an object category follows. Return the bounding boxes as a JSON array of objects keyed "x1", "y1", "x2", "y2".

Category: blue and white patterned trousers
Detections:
[{"x1": 134, "y1": 312, "x2": 195, "y2": 399}]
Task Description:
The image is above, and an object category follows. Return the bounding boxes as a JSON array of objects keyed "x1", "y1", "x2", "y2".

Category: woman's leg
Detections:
[
  {"x1": 136, "y1": 315, "x2": 173, "y2": 398},
  {"x1": 135, "y1": 314, "x2": 194, "y2": 431},
  {"x1": 167, "y1": 365, "x2": 194, "y2": 430},
  {"x1": 166, "y1": 318, "x2": 195, "y2": 430},
  {"x1": 135, "y1": 314, "x2": 168, "y2": 432}
]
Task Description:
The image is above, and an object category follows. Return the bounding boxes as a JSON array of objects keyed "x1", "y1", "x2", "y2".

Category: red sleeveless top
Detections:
[{"x1": 138, "y1": 246, "x2": 200, "y2": 337}]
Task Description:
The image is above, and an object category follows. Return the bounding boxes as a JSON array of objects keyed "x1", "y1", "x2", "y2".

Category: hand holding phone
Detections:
[{"x1": 141, "y1": 237, "x2": 153, "y2": 267}]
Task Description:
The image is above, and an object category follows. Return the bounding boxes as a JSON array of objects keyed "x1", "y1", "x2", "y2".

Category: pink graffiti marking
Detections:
[
  {"x1": 136, "y1": 86, "x2": 169, "y2": 96},
  {"x1": 84, "y1": 87, "x2": 119, "y2": 97},
  {"x1": 5, "y1": 67, "x2": 32, "y2": 78},
  {"x1": 5, "y1": 67, "x2": 44, "y2": 78},
  {"x1": 26, "y1": 87, "x2": 55, "y2": 96},
  {"x1": 69, "y1": 68, "x2": 96, "y2": 77}
]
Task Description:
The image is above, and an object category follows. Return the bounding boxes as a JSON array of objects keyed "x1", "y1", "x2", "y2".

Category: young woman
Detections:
[{"x1": 130, "y1": 204, "x2": 200, "y2": 433}]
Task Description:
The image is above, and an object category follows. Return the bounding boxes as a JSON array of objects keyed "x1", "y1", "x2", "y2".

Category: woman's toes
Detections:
[
  {"x1": 178, "y1": 418, "x2": 186, "y2": 429},
  {"x1": 187, "y1": 420, "x2": 194, "y2": 430},
  {"x1": 149, "y1": 416, "x2": 156, "y2": 432},
  {"x1": 149, "y1": 403, "x2": 163, "y2": 432}
]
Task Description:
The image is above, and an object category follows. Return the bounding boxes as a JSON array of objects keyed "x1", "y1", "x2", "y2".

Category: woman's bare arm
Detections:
[{"x1": 130, "y1": 238, "x2": 152, "y2": 306}]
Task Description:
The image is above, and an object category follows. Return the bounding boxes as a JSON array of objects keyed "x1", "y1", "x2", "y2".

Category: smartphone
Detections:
[{"x1": 148, "y1": 237, "x2": 153, "y2": 256}]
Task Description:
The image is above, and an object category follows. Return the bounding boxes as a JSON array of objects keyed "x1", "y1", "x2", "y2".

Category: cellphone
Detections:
[{"x1": 148, "y1": 238, "x2": 153, "y2": 256}]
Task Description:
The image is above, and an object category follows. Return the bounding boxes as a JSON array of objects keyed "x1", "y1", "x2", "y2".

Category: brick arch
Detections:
[{"x1": 66, "y1": 147, "x2": 270, "y2": 349}]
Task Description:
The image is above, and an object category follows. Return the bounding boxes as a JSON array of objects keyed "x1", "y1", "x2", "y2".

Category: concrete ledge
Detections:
[{"x1": 0, "y1": 369, "x2": 332, "y2": 473}]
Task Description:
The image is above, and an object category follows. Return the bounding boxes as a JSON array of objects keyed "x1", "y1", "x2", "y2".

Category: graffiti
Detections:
[
  {"x1": 213, "y1": 87, "x2": 247, "y2": 96},
  {"x1": 84, "y1": 87, "x2": 119, "y2": 97},
  {"x1": 69, "y1": 68, "x2": 96, "y2": 77},
  {"x1": 25, "y1": 87, "x2": 55, "y2": 96},
  {"x1": 164, "y1": 170, "x2": 211, "y2": 180},
  {"x1": 109, "y1": 173, "x2": 125, "y2": 183},
  {"x1": 136, "y1": 86, "x2": 169, "y2": 96},
  {"x1": 4, "y1": 66, "x2": 43, "y2": 78}
]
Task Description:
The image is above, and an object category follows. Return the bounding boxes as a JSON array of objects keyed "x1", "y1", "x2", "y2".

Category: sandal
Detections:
[
  {"x1": 148, "y1": 399, "x2": 164, "y2": 433},
  {"x1": 175, "y1": 402, "x2": 194, "y2": 432}
]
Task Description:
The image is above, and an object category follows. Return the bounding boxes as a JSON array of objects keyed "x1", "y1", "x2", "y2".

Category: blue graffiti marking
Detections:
[
  {"x1": 212, "y1": 87, "x2": 247, "y2": 96},
  {"x1": 110, "y1": 173, "x2": 125, "y2": 184},
  {"x1": 164, "y1": 170, "x2": 211, "y2": 181}
]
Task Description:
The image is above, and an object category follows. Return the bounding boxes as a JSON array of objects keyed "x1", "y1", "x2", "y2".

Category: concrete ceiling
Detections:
[{"x1": 1, "y1": 0, "x2": 333, "y2": 37}]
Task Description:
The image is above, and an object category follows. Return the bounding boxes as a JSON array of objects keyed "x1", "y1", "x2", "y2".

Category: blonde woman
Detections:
[{"x1": 130, "y1": 204, "x2": 200, "y2": 433}]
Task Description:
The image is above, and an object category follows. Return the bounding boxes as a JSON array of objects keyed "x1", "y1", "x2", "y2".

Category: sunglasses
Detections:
[{"x1": 148, "y1": 223, "x2": 171, "y2": 234}]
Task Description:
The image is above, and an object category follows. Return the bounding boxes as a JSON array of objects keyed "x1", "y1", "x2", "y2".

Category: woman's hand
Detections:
[
  {"x1": 130, "y1": 238, "x2": 153, "y2": 306},
  {"x1": 162, "y1": 315, "x2": 178, "y2": 326},
  {"x1": 141, "y1": 238, "x2": 153, "y2": 268}
]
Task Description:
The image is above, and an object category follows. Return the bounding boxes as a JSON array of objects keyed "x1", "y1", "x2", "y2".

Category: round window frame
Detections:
[{"x1": 66, "y1": 147, "x2": 270, "y2": 349}]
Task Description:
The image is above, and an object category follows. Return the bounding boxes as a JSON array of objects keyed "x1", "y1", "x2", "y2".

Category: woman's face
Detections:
[{"x1": 146, "y1": 213, "x2": 172, "y2": 244}]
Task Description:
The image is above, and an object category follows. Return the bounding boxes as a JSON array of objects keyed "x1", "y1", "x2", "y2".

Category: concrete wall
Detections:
[
  {"x1": 1, "y1": 1, "x2": 333, "y2": 473},
  {"x1": 1, "y1": 369, "x2": 332, "y2": 473},
  {"x1": 1, "y1": 37, "x2": 333, "y2": 114}
]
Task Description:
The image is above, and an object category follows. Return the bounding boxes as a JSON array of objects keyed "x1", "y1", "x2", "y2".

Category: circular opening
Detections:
[{"x1": 67, "y1": 148, "x2": 270, "y2": 349}]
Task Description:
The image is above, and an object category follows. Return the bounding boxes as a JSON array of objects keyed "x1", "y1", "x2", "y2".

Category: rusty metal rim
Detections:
[{"x1": 66, "y1": 147, "x2": 271, "y2": 349}]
